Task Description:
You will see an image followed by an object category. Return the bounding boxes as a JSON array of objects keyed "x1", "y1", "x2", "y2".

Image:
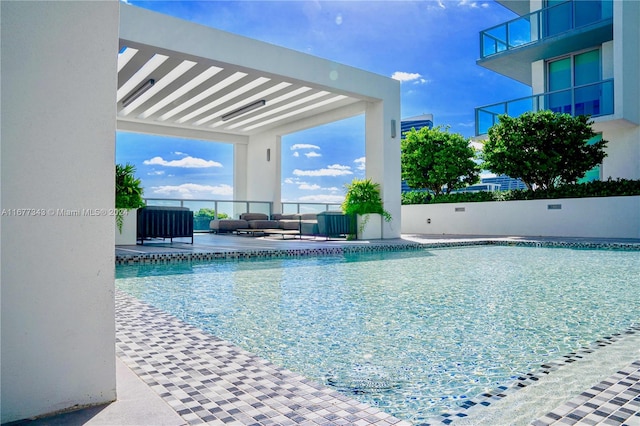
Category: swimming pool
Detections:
[{"x1": 116, "y1": 245, "x2": 640, "y2": 423}]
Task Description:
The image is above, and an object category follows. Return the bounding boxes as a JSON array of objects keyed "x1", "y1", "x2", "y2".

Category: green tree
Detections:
[
  {"x1": 401, "y1": 125, "x2": 479, "y2": 195},
  {"x1": 195, "y1": 208, "x2": 228, "y2": 220},
  {"x1": 482, "y1": 111, "x2": 608, "y2": 190}
]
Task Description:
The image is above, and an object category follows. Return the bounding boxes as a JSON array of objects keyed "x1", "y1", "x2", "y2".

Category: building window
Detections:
[
  {"x1": 547, "y1": 49, "x2": 602, "y2": 115},
  {"x1": 544, "y1": 0, "x2": 611, "y2": 37}
]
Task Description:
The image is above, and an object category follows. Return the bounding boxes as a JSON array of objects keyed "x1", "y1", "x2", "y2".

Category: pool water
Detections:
[{"x1": 116, "y1": 246, "x2": 640, "y2": 423}]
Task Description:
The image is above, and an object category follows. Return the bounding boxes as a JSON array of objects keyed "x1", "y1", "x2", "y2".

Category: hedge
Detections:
[{"x1": 401, "y1": 178, "x2": 640, "y2": 205}]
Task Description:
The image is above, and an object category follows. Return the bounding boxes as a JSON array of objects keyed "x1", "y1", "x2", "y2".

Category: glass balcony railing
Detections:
[
  {"x1": 143, "y1": 198, "x2": 274, "y2": 232},
  {"x1": 142, "y1": 198, "x2": 343, "y2": 232},
  {"x1": 281, "y1": 202, "x2": 342, "y2": 215},
  {"x1": 480, "y1": 0, "x2": 612, "y2": 58},
  {"x1": 475, "y1": 79, "x2": 614, "y2": 135}
]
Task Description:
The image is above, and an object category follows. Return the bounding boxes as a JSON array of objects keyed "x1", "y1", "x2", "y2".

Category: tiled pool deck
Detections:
[{"x1": 24, "y1": 234, "x2": 640, "y2": 425}]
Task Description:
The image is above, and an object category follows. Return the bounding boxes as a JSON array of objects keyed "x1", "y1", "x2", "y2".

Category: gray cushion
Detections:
[
  {"x1": 240, "y1": 213, "x2": 269, "y2": 221},
  {"x1": 247, "y1": 219, "x2": 279, "y2": 229},
  {"x1": 209, "y1": 219, "x2": 248, "y2": 233},
  {"x1": 278, "y1": 220, "x2": 301, "y2": 230}
]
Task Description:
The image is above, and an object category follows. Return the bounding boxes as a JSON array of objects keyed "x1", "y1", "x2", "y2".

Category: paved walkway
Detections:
[{"x1": 16, "y1": 234, "x2": 640, "y2": 425}]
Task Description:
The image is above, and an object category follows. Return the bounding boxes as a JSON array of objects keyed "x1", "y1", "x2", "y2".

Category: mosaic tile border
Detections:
[
  {"x1": 423, "y1": 325, "x2": 640, "y2": 425},
  {"x1": 532, "y1": 360, "x2": 640, "y2": 426},
  {"x1": 115, "y1": 240, "x2": 640, "y2": 265},
  {"x1": 115, "y1": 243, "x2": 425, "y2": 265},
  {"x1": 116, "y1": 290, "x2": 411, "y2": 426}
]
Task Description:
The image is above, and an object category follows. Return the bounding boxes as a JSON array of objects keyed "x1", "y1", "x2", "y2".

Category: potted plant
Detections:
[
  {"x1": 115, "y1": 163, "x2": 145, "y2": 244},
  {"x1": 341, "y1": 178, "x2": 391, "y2": 239}
]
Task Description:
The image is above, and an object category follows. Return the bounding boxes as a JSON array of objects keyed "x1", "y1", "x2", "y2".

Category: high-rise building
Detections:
[
  {"x1": 401, "y1": 114, "x2": 434, "y2": 137},
  {"x1": 475, "y1": 0, "x2": 639, "y2": 181}
]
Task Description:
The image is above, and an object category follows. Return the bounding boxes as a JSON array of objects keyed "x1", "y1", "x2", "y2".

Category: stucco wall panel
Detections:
[
  {"x1": 401, "y1": 196, "x2": 640, "y2": 239},
  {"x1": 1, "y1": 1, "x2": 119, "y2": 422}
]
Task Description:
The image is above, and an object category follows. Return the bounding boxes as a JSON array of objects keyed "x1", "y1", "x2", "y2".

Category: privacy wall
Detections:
[{"x1": 401, "y1": 196, "x2": 640, "y2": 239}]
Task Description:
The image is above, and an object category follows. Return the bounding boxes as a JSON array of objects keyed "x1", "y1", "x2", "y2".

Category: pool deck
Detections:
[{"x1": 17, "y1": 234, "x2": 640, "y2": 425}]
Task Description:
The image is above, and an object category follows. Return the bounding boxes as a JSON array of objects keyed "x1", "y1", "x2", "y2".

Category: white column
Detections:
[
  {"x1": 365, "y1": 100, "x2": 401, "y2": 239},
  {"x1": 1, "y1": 1, "x2": 119, "y2": 422},
  {"x1": 245, "y1": 133, "x2": 281, "y2": 214}
]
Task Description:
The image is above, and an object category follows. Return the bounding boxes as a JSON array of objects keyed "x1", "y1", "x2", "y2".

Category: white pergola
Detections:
[
  {"x1": 1, "y1": 3, "x2": 400, "y2": 423},
  {"x1": 117, "y1": 4, "x2": 401, "y2": 227}
]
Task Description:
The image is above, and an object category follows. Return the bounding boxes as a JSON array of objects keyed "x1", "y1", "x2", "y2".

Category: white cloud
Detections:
[
  {"x1": 457, "y1": 0, "x2": 487, "y2": 8},
  {"x1": 354, "y1": 157, "x2": 366, "y2": 171},
  {"x1": 292, "y1": 164, "x2": 352, "y2": 177},
  {"x1": 173, "y1": 151, "x2": 188, "y2": 156},
  {"x1": 291, "y1": 143, "x2": 321, "y2": 150},
  {"x1": 147, "y1": 170, "x2": 165, "y2": 176},
  {"x1": 457, "y1": 121, "x2": 475, "y2": 128},
  {"x1": 329, "y1": 164, "x2": 351, "y2": 171},
  {"x1": 293, "y1": 152, "x2": 300, "y2": 158},
  {"x1": 391, "y1": 71, "x2": 422, "y2": 83},
  {"x1": 143, "y1": 156, "x2": 223, "y2": 168},
  {"x1": 305, "y1": 151, "x2": 321, "y2": 158},
  {"x1": 299, "y1": 183, "x2": 321, "y2": 190},
  {"x1": 149, "y1": 183, "x2": 233, "y2": 199}
]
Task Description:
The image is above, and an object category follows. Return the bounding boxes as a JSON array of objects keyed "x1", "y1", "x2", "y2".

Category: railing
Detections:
[
  {"x1": 281, "y1": 202, "x2": 342, "y2": 215},
  {"x1": 480, "y1": 0, "x2": 612, "y2": 58},
  {"x1": 143, "y1": 198, "x2": 342, "y2": 232},
  {"x1": 475, "y1": 79, "x2": 614, "y2": 135},
  {"x1": 144, "y1": 198, "x2": 273, "y2": 232}
]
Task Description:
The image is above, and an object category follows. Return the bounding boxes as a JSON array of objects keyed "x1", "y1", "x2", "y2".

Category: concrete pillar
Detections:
[
  {"x1": 365, "y1": 100, "x2": 401, "y2": 239},
  {"x1": 246, "y1": 133, "x2": 281, "y2": 214},
  {"x1": 1, "y1": 1, "x2": 119, "y2": 422}
]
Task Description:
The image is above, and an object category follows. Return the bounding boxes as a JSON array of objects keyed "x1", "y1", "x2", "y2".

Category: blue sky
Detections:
[{"x1": 116, "y1": 0, "x2": 530, "y2": 202}]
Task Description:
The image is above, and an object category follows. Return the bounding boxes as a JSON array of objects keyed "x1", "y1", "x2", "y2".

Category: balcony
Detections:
[
  {"x1": 478, "y1": 0, "x2": 613, "y2": 85},
  {"x1": 475, "y1": 79, "x2": 614, "y2": 135}
]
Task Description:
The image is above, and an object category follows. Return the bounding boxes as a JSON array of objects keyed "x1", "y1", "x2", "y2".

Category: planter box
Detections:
[
  {"x1": 357, "y1": 213, "x2": 383, "y2": 240},
  {"x1": 115, "y1": 208, "x2": 137, "y2": 245}
]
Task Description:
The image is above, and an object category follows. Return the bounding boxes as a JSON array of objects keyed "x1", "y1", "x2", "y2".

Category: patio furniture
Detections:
[
  {"x1": 209, "y1": 219, "x2": 249, "y2": 233},
  {"x1": 316, "y1": 211, "x2": 355, "y2": 239},
  {"x1": 137, "y1": 206, "x2": 193, "y2": 244},
  {"x1": 240, "y1": 212, "x2": 279, "y2": 229}
]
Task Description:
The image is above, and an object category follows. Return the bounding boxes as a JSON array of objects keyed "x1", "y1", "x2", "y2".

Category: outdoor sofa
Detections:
[
  {"x1": 209, "y1": 212, "x2": 278, "y2": 233},
  {"x1": 209, "y1": 211, "x2": 354, "y2": 239}
]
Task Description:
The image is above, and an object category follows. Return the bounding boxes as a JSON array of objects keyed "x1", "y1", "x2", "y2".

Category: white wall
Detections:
[
  {"x1": 246, "y1": 132, "x2": 281, "y2": 210},
  {"x1": 602, "y1": 126, "x2": 640, "y2": 180},
  {"x1": 1, "y1": 1, "x2": 118, "y2": 422},
  {"x1": 401, "y1": 197, "x2": 640, "y2": 239},
  {"x1": 616, "y1": 0, "x2": 640, "y2": 126}
]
